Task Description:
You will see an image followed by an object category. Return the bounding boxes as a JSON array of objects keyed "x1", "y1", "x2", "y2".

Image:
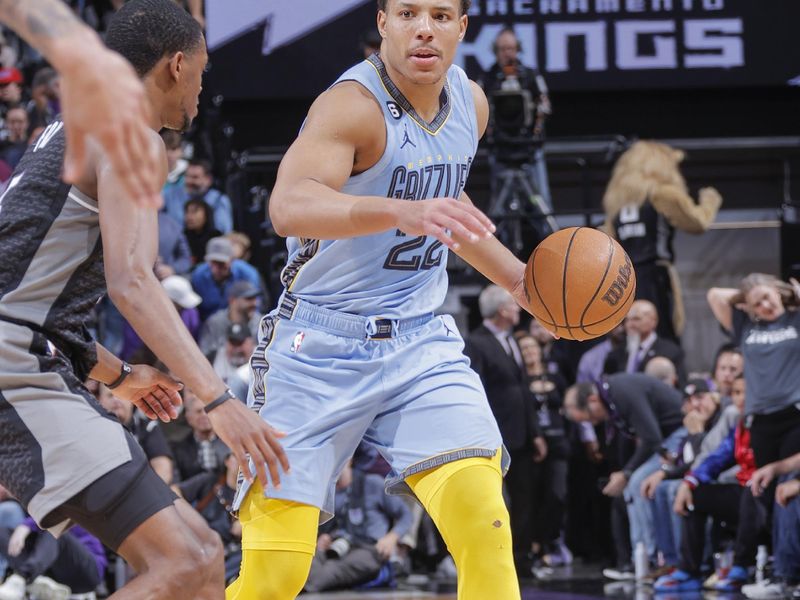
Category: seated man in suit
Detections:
[
  {"x1": 605, "y1": 300, "x2": 686, "y2": 387},
  {"x1": 465, "y1": 285, "x2": 546, "y2": 575}
]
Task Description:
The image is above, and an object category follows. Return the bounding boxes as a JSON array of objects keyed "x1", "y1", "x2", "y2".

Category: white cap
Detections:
[{"x1": 161, "y1": 275, "x2": 201, "y2": 309}]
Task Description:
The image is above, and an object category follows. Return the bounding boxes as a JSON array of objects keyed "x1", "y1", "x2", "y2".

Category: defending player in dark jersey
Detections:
[{"x1": 0, "y1": 2, "x2": 287, "y2": 598}]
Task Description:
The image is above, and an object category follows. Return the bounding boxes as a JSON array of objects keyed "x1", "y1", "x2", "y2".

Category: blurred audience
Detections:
[{"x1": 191, "y1": 237, "x2": 261, "y2": 320}]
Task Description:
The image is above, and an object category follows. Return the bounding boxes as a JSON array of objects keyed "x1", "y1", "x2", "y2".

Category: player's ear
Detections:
[
  {"x1": 168, "y1": 51, "x2": 185, "y2": 82},
  {"x1": 458, "y1": 14, "x2": 468, "y2": 40},
  {"x1": 377, "y1": 10, "x2": 388, "y2": 39}
]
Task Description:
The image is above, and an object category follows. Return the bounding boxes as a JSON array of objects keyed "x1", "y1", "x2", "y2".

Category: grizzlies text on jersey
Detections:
[{"x1": 279, "y1": 53, "x2": 479, "y2": 319}]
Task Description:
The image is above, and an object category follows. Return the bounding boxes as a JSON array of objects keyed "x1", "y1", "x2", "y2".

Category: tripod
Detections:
[{"x1": 487, "y1": 153, "x2": 559, "y2": 257}]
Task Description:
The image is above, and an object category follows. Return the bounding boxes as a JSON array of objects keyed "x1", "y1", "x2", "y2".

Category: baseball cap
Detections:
[
  {"x1": 0, "y1": 67, "x2": 23, "y2": 85},
  {"x1": 161, "y1": 275, "x2": 201, "y2": 309},
  {"x1": 228, "y1": 280, "x2": 260, "y2": 300},
  {"x1": 683, "y1": 378, "x2": 712, "y2": 398},
  {"x1": 204, "y1": 237, "x2": 235, "y2": 263},
  {"x1": 227, "y1": 322, "x2": 251, "y2": 345}
]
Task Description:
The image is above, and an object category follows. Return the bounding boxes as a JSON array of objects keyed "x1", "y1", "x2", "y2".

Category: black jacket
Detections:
[
  {"x1": 604, "y1": 336, "x2": 687, "y2": 388},
  {"x1": 465, "y1": 325, "x2": 540, "y2": 451}
]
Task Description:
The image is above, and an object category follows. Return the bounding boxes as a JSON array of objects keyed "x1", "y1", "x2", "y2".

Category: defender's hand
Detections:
[
  {"x1": 207, "y1": 399, "x2": 290, "y2": 490},
  {"x1": 394, "y1": 197, "x2": 495, "y2": 251},
  {"x1": 60, "y1": 44, "x2": 162, "y2": 208},
  {"x1": 113, "y1": 365, "x2": 183, "y2": 422}
]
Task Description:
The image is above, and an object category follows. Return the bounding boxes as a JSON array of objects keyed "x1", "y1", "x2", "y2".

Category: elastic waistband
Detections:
[{"x1": 276, "y1": 294, "x2": 434, "y2": 340}]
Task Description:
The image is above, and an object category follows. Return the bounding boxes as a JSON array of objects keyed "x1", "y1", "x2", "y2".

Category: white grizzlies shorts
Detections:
[{"x1": 233, "y1": 294, "x2": 506, "y2": 521}]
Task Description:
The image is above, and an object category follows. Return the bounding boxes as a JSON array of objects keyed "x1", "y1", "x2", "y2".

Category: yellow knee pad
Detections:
[
  {"x1": 225, "y1": 483, "x2": 319, "y2": 600},
  {"x1": 407, "y1": 450, "x2": 520, "y2": 600}
]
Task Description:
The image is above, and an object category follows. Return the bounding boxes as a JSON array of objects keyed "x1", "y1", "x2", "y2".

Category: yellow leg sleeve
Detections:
[
  {"x1": 406, "y1": 450, "x2": 520, "y2": 600},
  {"x1": 225, "y1": 482, "x2": 319, "y2": 600}
]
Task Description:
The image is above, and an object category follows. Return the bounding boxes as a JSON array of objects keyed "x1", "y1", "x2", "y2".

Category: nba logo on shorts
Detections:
[{"x1": 290, "y1": 331, "x2": 305, "y2": 353}]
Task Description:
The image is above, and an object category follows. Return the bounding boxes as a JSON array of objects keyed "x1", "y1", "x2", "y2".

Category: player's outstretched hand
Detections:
[
  {"x1": 60, "y1": 44, "x2": 162, "y2": 208},
  {"x1": 207, "y1": 399, "x2": 290, "y2": 490},
  {"x1": 394, "y1": 197, "x2": 495, "y2": 251},
  {"x1": 114, "y1": 365, "x2": 183, "y2": 422}
]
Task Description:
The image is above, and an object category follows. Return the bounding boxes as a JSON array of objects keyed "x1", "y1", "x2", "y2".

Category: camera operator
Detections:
[{"x1": 481, "y1": 26, "x2": 552, "y2": 210}]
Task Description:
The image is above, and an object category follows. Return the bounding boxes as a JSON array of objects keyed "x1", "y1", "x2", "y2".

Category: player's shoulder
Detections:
[{"x1": 304, "y1": 80, "x2": 384, "y2": 139}]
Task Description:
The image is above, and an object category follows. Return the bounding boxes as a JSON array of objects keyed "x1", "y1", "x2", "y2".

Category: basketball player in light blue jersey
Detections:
[{"x1": 227, "y1": 1, "x2": 533, "y2": 598}]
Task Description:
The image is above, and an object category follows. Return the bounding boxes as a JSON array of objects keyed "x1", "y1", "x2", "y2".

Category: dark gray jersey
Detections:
[{"x1": 0, "y1": 121, "x2": 103, "y2": 377}]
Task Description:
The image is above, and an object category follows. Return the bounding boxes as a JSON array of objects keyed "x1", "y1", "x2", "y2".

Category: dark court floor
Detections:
[{"x1": 302, "y1": 562, "x2": 748, "y2": 600}]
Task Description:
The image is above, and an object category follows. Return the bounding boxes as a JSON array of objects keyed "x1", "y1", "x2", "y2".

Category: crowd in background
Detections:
[{"x1": 2, "y1": 3, "x2": 800, "y2": 600}]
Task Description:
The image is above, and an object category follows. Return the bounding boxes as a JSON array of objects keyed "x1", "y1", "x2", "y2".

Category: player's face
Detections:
[
  {"x1": 378, "y1": 0, "x2": 467, "y2": 87},
  {"x1": 165, "y1": 42, "x2": 208, "y2": 132}
]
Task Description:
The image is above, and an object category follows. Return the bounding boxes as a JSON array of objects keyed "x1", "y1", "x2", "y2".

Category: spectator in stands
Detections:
[
  {"x1": 577, "y1": 323, "x2": 625, "y2": 384},
  {"x1": 605, "y1": 299, "x2": 687, "y2": 387},
  {"x1": 0, "y1": 485, "x2": 23, "y2": 584},
  {"x1": 225, "y1": 231, "x2": 252, "y2": 262},
  {"x1": 165, "y1": 158, "x2": 232, "y2": 233},
  {"x1": 25, "y1": 67, "x2": 59, "y2": 137},
  {"x1": 640, "y1": 378, "x2": 722, "y2": 576},
  {"x1": 465, "y1": 286, "x2": 545, "y2": 575},
  {"x1": 161, "y1": 129, "x2": 188, "y2": 203},
  {"x1": 171, "y1": 390, "x2": 230, "y2": 482},
  {"x1": 156, "y1": 210, "x2": 192, "y2": 277},
  {"x1": 121, "y1": 275, "x2": 201, "y2": 360},
  {"x1": 184, "y1": 197, "x2": 222, "y2": 268},
  {"x1": 515, "y1": 331, "x2": 572, "y2": 567},
  {"x1": 708, "y1": 274, "x2": 800, "y2": 469},
  {"x1": 97, "y1": 384, "x2": 174, "y2": 484},
  {"x1": 656, "y1": 376, "x2": 764, "y2": 594},
  {"x1": 529, "y1": 318, "x2": 571, "y2": 382},
  {"x1": 712, "y1": 344, "x2": 744, "y2": 408},
  {"x1": 191, "y1": 237, "x2": 261, "y2": 320},
  {"x1": 360, "y1": 29, "x2": 382, "y2": 59},
  {"x1": 209, "y1": 322, "x2": 254, "y2": 397},
  {"x1": 199, "y1": 280, "x2": 261, "y2": 357},
  {"x1": 747, "y1": 449, "x2": 800, "y2": 599},
  {"x1": 304, "y1": 455, "x2": 413, "y2": 593},
  {"x1": 175, "y1": 452, "x2": 241, "y2": 584},
  {"x1": 643, "y1": 356, "x2": 678, "y2": 388},
  {"x1": 0, "y1": 67, "x2": 24, "y2": 120},
  {"x1": 564, "y1": 374, "x2": 684, "y2": 570},
  {"x1": 0, "y1": 106, "x2": 27, "y2": 168},
  {"x1": 0, "y1": 516, "x2": 106, "y2": 600}
]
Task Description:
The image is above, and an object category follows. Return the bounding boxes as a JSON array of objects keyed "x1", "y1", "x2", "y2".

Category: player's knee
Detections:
[{"x1": 160, "y1": 530, "x2": 224, "y2": 598}]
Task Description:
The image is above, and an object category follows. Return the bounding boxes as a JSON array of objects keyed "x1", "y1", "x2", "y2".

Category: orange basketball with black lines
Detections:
[{"x1": 523, "y1": 227, "x2": 636, "y2": 341}]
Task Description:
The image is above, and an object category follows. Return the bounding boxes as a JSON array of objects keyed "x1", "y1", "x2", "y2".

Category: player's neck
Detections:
[{"x1": 382, "y1": 60, "x2": 445, "y2": 122}]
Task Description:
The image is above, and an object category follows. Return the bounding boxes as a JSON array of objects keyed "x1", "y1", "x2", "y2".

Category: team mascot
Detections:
[{"x1": 602, "y1": 141, "x2": 722, "y2": 341}]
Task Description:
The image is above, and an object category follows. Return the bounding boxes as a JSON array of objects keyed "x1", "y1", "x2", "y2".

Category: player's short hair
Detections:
[
  {"x1": 377, "y1": 0, "x2": 471, "y2": 15},
  {"x1": 105, "y1": 0, "x2": 204, "y2": 77}
]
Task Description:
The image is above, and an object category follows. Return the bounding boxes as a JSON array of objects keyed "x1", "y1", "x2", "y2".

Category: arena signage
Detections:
[{"x1": 205, "y1": 0, "x2": 800, "y2": 98}]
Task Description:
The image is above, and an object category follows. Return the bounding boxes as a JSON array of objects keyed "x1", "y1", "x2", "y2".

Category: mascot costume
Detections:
[{"x1": 603, "y1": 141, "x2": 722, "y2": 341}]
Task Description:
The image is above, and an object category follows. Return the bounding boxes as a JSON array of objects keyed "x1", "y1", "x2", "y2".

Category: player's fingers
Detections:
[
  {"x1": 151, "y1": 387, "x2": 179, "y2": 420},
  {"x1": 254, "y1": 431, "x2": 284, "y2": 486},
  {"x1": 144, "y1": 392, "x2": 172, "y2": 422},
  {"x1": 133, "y1": 397, "x2": 159, "y2": 420},
  {"x1": 245, "y1": 438, "x2": 272, "y2": 490},
  {"x1": 455, "y1": 200, "x2": 496, "y2": 234},
  {"x1": 232, "y1": 445, "x2": 253, "y2": 484},
  {"x1": 425, "y1": 225, "x2": 459, "y2": 251}
]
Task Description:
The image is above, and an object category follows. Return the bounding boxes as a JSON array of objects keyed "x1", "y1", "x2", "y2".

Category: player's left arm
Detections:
[{"x1": 453, "y1": 82, "x2": 528, "y2": 309}]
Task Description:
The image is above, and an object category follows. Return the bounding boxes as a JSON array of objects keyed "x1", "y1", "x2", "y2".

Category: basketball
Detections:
[{"x1": 523, "y1": 227, "x2": 636, "y2": 341}]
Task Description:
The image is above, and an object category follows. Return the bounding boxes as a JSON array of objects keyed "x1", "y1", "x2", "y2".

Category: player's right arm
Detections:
[
  {"x1": 0, "y1": 0, "x2": 161, "y2": 207},
  {"x1": 269, "y1": 82, "x2": 494, "y2": 250},
  {"x1": 97, "y1": 135, "x2": 289, "y2": 489}
]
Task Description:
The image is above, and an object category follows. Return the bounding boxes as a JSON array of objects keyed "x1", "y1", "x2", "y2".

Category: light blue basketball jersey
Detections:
[{"x1": 279, "y1": 54, "x2": 479, "y2": 319}]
